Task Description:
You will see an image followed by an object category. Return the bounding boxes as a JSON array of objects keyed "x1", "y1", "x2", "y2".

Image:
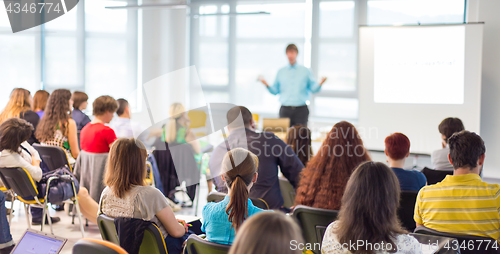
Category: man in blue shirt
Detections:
[
  {"x1": 259, "y1": 44, "x2": 326, "y2": 126},
  {"x1": 385, "y1": 133, "x2": 427, "y2": 191}
]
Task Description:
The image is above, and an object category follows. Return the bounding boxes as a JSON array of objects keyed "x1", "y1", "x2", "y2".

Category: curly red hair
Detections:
[{"x1": 294, "y1": 121, "x2": 371, "y2": 210}]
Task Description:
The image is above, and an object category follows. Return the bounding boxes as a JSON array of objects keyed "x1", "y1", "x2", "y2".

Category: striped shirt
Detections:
[{"x1": 414, "y1": 173, "x2": 500, "y2": 241}]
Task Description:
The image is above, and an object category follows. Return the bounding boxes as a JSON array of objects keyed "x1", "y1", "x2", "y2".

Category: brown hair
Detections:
[
  {"x1": 294, "y1": 121, "x2": 371, "y2": 210},
  {"x1": 33, "y1": 90, "x2": 50, "y2": 112},
  {"x1": 438, "y1": 117, "x2": 465, "y2": 143},
  {"x1": 0, "y1": 118, "x2": 34, "y2": 153},
  {"x1": 36, "y1": 89, "x2": 72, "y2": 142},
  {"x1": 226, "y1": 106, "x2": 253, "y2": 129},
  {"x1": 0, "y1": 88, "x2": 32, "y2": 123},
  {"x1": 286, "y1": 44, "x2": 298, "y2": 53},
  {"x1": 222, "y1": 148, "x2": 259, "y2": 232},
  {"x1": 104, "y1": 138, "x2": 148, "y2": 198},
  {"x1": 286, "y1": 125, "x2": 313, "y2": 166},
  {"x1": 116, "y1": 98, "x2": 129, "y2": 116},
  {"x1": 92, "y1": 95, "x2": 118, "y2": 116},
  {"x1": 72, "y1": 91, "x2": 89, "y2": 110},
  {"x1": 448, "y1": 130, "x2": 485, "y2": 170},
  {"x1": 228, "y1": 212, "x2": 304, "y2": 254},
  {"x1": 334, "y1": 161, "x2": 405, "y2": 254}
]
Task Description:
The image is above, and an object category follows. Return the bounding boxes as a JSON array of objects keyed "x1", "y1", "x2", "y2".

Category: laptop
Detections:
[{"x1": 10, "y1": 229, "x2": 67, "y2": 254}]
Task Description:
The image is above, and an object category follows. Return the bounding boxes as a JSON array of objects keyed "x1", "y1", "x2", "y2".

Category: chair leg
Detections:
[
  {"x1": 73, "y1": 199, "x2": 85, "y2": 238},
  {"x1": 24, "y1": 204, "x2": 31, "y2": 229},
  {"x1": 8, "y1": 193, "x2": 14, "y2": 225}
]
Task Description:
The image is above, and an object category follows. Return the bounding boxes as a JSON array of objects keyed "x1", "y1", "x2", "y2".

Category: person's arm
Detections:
[
  {"x1": 307, "y1": 69, "x2": 326, "y2": 93},
  {"x1": 262, "y1": 72, "x2": 280, "y2": 95},
  {"x1": 414, "y1": 189, "x2": 424, "y2": 228},
  {"x1": 156, "y1": 206, "x2": 187, "y2": 238},
  {"x1": 275, "y1": 137, "x2": 304, "y2": 188},
  {"x1": 105, "y1": 128, "x2": 118, "y2": 148},
  {"x1": 67, "y1": 119, "x2": 80, "y2": 159},
  {"x1": 14, "y1": 148, "x2": 43, "y2": 182}
]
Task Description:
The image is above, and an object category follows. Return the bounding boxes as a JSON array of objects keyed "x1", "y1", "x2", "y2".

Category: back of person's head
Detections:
[
  {"x1": 384, "y1": 132, "x2": 410, "y2": 161},
  {"x1": 33, "y1": 90, "x2": 50, "y2": 111},
  {"x1": 286, "y1": 44, "x2": 298, "y2": 53},
  {"x1": 226, "y1": 106, "x2": 253, "y2": 130},
  {"x1": 0, "y1": 88, "x2": 32, "y2": 123},
  {"x1": 0, "y1": 118, "x2": 34, "y2": 153},
  {"x1": 334, "y1": 161, "x2": 405, "y2": 254},
  {"x1": 72, "y1": 91, "x2": 89, "y2": 110},
  {"x1": 286, "y1": 125, "x2": 313, "y2": 166},
  {"x1": 221, "y1": 148, "x2": 259, "y2": 231},
  {"x1": 93, "y1": 95, "x2": 118, "y2": 116},
  {"x1": 165, "y1": 103, "x2": 186, "y2": 143},
  {"x1": 448, "y1": 130, "x2": 485, "y2": 171},
  {"x1": 229, "y1": 212, "x2": 303, "y2": 254},
  {"x1": 36, "y1": 89, "x2": 72, "y2": 142},
  {"x1": 439, "y1": 117, "x2": 465, "y2": 143},
  {"x1": 104, "y1": 138, "x2": 148, "y2": 198},
  {"x1": 116, "y1": 99, "x2": 129, "y2": 117}
]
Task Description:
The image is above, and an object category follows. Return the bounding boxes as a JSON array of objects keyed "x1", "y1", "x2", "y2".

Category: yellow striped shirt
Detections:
[{"x1": 414, "y1": 173, "x2": 500, "y2": 241}]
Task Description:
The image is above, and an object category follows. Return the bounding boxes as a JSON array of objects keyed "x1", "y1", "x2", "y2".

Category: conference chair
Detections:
[
  {"x1": 291, "y1": 205, "x2": 339, "y2": 254},
  {"x1": 145, "y1": 161, "x2": 155, "y2": 187},
  {"x1": 398, "y1": 190, "x2": 419, "y2": 232},
  {"x1": 409, "y1": 233, "x2": 459, "y2": 254},
  {"x1": 206, "y1": 191, "x2": 269, "y2": 210},
  {"x1": 185, "y1": 235, "x2": 230, "y2": 254},
  {"x1": 73, "y1": 239, "x2": 128, "y2": 254},
  {"x1": 188, "y1": 110, "x2": 208, "y2": 137},
  {"x1": 421, "y1": 167, "x2": 453, "y2": 185},
  {"x1": 415, "y1": 226, "x2": 500, "y2": 254},
  {"x1": 262, "y1": 118, "x2": 290, "y2": 140},
  {"x1": 33, "y1": 144, "x2": 73, "y2": 172},
  {"x1": 0, "y1": 167, "x2": 85, "y2": 237},
  {"x1": 279, "y1": 177, "x2": 296, "y2": 209},
  {"x1": 97, "y1": 214, "x2": 168, "y2": 254}
]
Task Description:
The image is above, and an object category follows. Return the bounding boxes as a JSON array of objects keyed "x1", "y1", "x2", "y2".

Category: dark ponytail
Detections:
[{"x1": 222, "y1": 148, "x2": 259, "y2": 232}]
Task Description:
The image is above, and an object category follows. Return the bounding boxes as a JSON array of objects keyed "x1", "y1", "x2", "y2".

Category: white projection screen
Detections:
[{"x1": 358, "y1": 24, "x2": 483, "y2": 154}]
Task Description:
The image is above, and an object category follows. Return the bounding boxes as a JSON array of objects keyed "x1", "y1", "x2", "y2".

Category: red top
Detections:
[{"x1": 80, "y1": 123, "x2": 117, "y2": 153}]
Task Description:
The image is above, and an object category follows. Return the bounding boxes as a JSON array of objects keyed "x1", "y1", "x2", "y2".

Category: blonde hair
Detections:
[
  {"x1": 228, "y1": 212, "x2": 304, "y2": 254},
  {"x1": 165, "y1": 103, "x2": 186, "y2": 143},
  {"x1": 0, "y1": 88, "x2": 32, "y2": 124}
]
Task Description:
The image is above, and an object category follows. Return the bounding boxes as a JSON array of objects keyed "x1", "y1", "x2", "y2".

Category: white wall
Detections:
[{"x1": 467, "y1": 0, "x2": 500, "y2": 179}]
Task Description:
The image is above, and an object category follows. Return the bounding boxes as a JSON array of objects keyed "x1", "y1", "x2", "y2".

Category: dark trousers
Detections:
[{"x1": 279, "y1": 105, "x2": 309, "y2": 127}]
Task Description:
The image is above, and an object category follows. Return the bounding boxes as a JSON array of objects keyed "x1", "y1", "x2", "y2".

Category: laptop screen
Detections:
[{"x1": 12, "y1": 231, "x2": 65, "y2": 254}]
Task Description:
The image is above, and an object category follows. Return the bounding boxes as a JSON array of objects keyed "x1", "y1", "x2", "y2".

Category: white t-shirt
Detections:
[
  {"x1": 431, "y1": 147, "x2": 454, "y2": 171},
  {"x1": 321, "y1": 221, "x2": 422, "y2": 254},
  {"x1": 0, "y1": 141, "x2": 43, "y2": 182}
]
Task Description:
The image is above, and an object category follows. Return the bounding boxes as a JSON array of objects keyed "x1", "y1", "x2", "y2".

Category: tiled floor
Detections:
[{"x1": 7, "y1": 177, "x2": 209, "y2": 254}]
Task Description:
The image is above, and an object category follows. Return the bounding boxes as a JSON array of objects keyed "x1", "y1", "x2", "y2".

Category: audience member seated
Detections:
[
  {"x1": 0, "y1": 118, "x2": 60, "y2": 225},
  {"x1": 35, "y1": 89, "x2": 99, "y2": 223},
  {"x1": 202, "y1": 148, "x2": 265, "y2": 245},
  {"x1": 99, "y1": 138, "x2": 191, "y2": 254},
  {"x1": 0, "y1": 191, "x2": 14, "y2": 254},
  {"x1": 294, "y1": 121, "x2": 370, "y2": 210},
  {"x1": 209, "y1": 106, "x2": 304, "y2": 210},
  {"x1": 0, "y1": 88, "x2": 40, "y2": 145},
  {"x1": 322, "y1": 161, "x2": 422, "y2": 254},
  {"x1": 80, "y1": 95, "x2": 118, "y2": 153},
  {"x1": 36, "y1": 89, "x2": 80, "y2": 164},
  {"x1": 415, "y1": 131, "x2": 500, "y2": 241},
  {"x1": 164, "y1": 102, "x2": 201, "y2": 153},
  {"x1": 33, "y1": 90, "x2": 49, "y2": 119},
  {"x1": 110, "y1": 98, "x2": 144, "y2": 139},
  {"x1": 229, "y1": 212, "x2": 303, "y2": 254},
  {"x1": 286, "y1": 125, "x2": 313, "y2": 167},
  {"x1": 385, "y1": 133, "x2": 426, "y2": 191},
  {"x1": 71, "y1": 91, "x2": 91, "y2": 133},
  {"x1": 431, "y1": 117, "x2": 464, "y2": 171}
]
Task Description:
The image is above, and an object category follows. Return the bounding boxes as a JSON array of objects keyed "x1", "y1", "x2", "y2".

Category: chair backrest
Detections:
[
  {"x1": 97, "y1": 214, "x2": 120, "y2": 245},
  {"x1": 206, "y1": 191, "x2": 269, "y2": 210},
  {"x1": 0, "y1": 167, "x2": 39, "y2": 200},
  {"x1": 398, "y1": 190, "x2": 418, "y2": 232},
  {"x1": 292, "y1": 205, "x2": 339, "y2": 254},
  {"x1": 415, "y1": 226, "x2": 500, "y2": 254},
  {"x1": 33, "y1": 144, "x2": 72, "y2": 171},
  {"x1": 97, "y1": 214, "x2": 167, "y2": 254},
  {"x1": 409, "y1": 233, "x2": 459, "y2": 254},
  {"x1": 421, "y1": 167, "x2": 453, "y2": 185},
  {"x1": 185, "y1": 235, "x2": 230, "y2": 254},
  {"x1": 188, "y1": 110, "x2": 207, "y2": 129},
  {"x1": 73, "y1": 238, "x2": 128, "y2": 254},
  {"x1": 262, "y1": 118, "x2": 290, "y2": 132},
  {"x1": 279, "y1": 177, "x2": 296, "y2": 209}
]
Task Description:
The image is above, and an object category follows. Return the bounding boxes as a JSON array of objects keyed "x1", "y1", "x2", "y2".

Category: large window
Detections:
[{"x1": 191, "y1": 0, "x2": 466, "y2": 121}]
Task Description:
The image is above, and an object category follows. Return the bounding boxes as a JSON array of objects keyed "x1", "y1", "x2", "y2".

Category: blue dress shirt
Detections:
[
  {"x1": 201, "y1": 195, "x2": 265, "y2": 245},
  {"x1": 391, "y1": 167, "x2": 427, "y2": 191},
  {"x1": 267, "y1": 63, "x2": 321, "y2": 106}
]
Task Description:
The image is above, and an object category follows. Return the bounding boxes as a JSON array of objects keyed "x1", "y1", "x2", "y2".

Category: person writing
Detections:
[{"x1": 259, "y1": 44, "x2": 327, "y2": 126}]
